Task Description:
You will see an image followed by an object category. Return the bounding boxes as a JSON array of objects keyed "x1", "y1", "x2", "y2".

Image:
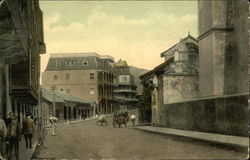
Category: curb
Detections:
[{"x1": 134, "y1": 127, "x2": 249, "y2": 152}]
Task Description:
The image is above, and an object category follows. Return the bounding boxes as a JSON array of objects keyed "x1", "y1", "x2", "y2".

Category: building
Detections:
[
  {"x1": 42, "y1": 52, "x2": 119, "y2": 115},
  {"x1": 140, "y1": 33, "x2": 199, "y2": 126},
  {"x1": 141, "y1": 1, "x2": 249, "y2": 136},
  {"x1": 114, "y1": 59, "x2": 138, "y2": 111},
  {"x1": 198, "y1": 0, "x2": 248, "y2": 97},
  {"x1": 0, "y1": 0, "x2": 46, "y2": 123},
  {"x1": 41, "y1": 88, "x2": 93, "y2": 126}
]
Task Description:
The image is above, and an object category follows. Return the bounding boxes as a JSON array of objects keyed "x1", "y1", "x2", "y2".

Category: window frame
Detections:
[
  {"x1": 65, "y1": 73, "x2": 70, "y2": 80},
  {"x1": 90, "y1": 73, "x2": 94, "y2": 80},
  {"x1": 54, "y1": 75, "x2": 58, "y2": 80},
  {"x1": 56, "y1": 61, "x2": 61, "y2": 66},
  {"x1": 90, "y1": 88, "x2": 95, "y2": 95}
]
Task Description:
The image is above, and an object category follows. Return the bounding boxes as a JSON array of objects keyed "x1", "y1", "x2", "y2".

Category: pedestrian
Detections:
[
  {"x1": 95, "y1": 114, "x2": 99, "y2": 119},
  {"x1": 49, "y1": 116, "x2": 58, "y2": 136},
  {"x1": 4, "y1": 112, "x2": 14, "y2": 158},
  {"x1": 99, "y1": 114, "x2": 104, "y2": 120},
  {"x1": 4, "y1": 112, "x2": 14, "y2": 128},
  {"x1": 22, "y1": 114, "x2": 36, "y2": 149},
  {"x1": 131, "y1": 113, "x2": 136, "y2": 126},
  {"x1": 0, "y1": 115, "x2": 6, "y2": 159},
  {"x1": 6, "y1": 115, "x2": 21, "y2": 160}
]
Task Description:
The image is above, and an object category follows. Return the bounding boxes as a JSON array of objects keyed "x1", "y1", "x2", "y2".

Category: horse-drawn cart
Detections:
[
  {"x1": 113, "y1": 116, "x2": 127, "y2": 128},
  {"x1": 96, "y1": 118, "x2": 107, "y2": 126},
  {"x1": 113, "y1": 112, "x2": 129, "y2": 128}
]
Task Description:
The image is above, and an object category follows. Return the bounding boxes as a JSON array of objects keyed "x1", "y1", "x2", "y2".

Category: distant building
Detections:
[
  {"x1": 114, "y1": 59, "x2": 138, "y2": 111},
  {"x1": 140, "y1": 33, "x2": 199, "y2": 126},
  {"x1": 41, "y1": 88, "x2": 93, "y2": 126},
  {"x1": 42, "y1": 52, "x2": 119, "y2": 115}
]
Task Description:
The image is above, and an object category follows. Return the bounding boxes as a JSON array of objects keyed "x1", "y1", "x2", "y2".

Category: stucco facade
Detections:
[
  {"x1": 42, "y1": 70, "x2": 99, "y2": 102},
  {"x1": 163, "y1": 75, "x2": 198, "y2": 104},
  {"x1": 42, "y1": 53, "x2": 119, "y2": 115}
]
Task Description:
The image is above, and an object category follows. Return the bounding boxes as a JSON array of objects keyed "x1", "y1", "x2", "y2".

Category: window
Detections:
[
  {"x1": 56, "y1": 61, "x2": 61, "y2": 66},
  {"x1": 90, "y1": 88, "x2": 94, "y2": 95},
  {"x1": 54, "y1": 75, "x2": 57, "y2": 80},
  {"x1": 65, "y1": 73, "x2": 70, "y2": 80},
  {"x1": 122, "y1": 76, "x2": 128, "y2": 82},
  {"x1": 65, "y1": 60, "x2": 75, "y2": 66},
  {"x1": 66, "y1": 89, "x2": 70, "y2": 94},
  {"x1": 174, "y1": 50, "x2": 180, "y2": 61},
  {"x1": 90, "y1": 73, "x2": 94, "y2": 80},
  {"x1": 83, "y1": 60, "x2": 88, "y2": 66}
]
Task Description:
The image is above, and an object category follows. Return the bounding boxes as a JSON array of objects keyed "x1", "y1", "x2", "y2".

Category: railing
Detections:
[
  {"x1": 5, "y1": 0, "x2": 28, "y2": 55},
  {"x1": 113, "y1": 89, "x2": 137, "y2": 93}
]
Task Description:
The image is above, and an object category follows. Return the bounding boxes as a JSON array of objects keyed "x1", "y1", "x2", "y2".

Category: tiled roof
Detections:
[
  {"x1": 139, "y1": 57, "x2": 174, "y2": 79},
  {"x1": 42, "y1": 88, "x2": 93, "y2": 105},
  {"x1": 160, "y1": 34, "x2": 198, "y2": 57}
]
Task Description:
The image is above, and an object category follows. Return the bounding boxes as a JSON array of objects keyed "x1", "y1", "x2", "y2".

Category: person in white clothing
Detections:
[
  {"x1": 131, "y1": 114, "x2": 136, "y2": 125},
  {"x1": 99, "y1": 114, "x2": 104, "y2": 120}
]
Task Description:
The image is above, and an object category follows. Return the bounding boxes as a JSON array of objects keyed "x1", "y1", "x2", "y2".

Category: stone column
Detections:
[{"x1": 198, "y1": 0, "x2": 249, "y2": 97}]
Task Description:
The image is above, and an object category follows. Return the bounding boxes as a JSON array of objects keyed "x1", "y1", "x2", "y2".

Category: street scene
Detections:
[
  {"x1": 33, "y1": 117, "x2": 246, "y2": 159},
  {"x1": 0, "y1": 0, "x2": 249, "y2": 160}
]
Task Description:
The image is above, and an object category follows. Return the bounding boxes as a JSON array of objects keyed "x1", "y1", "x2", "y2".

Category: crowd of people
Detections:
[{"x1": 0, "y1": 112, "x2": 36, "y2": 160}]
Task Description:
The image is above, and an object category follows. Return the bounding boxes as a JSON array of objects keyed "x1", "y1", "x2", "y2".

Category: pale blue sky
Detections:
[{"x1": 40, "y1": 1, "x2": 198, "y2": 71}]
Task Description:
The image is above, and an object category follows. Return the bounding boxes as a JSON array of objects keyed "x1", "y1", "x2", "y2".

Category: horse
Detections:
[{"x1": 113, "y1": 116, "x2": 127, "y2": 128}]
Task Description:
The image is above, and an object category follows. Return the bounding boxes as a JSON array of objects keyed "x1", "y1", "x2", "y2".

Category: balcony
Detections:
[
  {"x1": 0, "y1": 0, "x2": 28, "y2": 63},
  {"x1": 115, "y1": 96, "x2": 138, "y2": 102},
  {"x1": 113, "y1": 89, "x2": 137, "y2": 93}
]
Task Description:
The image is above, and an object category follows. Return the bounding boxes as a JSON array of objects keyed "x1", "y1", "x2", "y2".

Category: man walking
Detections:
[
  {"x1": 22, "y1": 114, "x2": 36, "y2": 149},
  {"x1": 49, "y1": 116, "x2": 58, "y2": 136},
  {"x1": 0, "y1": 115, "x2": 6, "y2": 160},
  {"x1": 131, "y1": 113, "x2": 136, "y2": 126},
  {"x1": 6, "y1": 115, "x2": 21, "y2": 160}
]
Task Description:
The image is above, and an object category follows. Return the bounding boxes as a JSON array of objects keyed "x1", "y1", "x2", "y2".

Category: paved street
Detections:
[{"x1": 34, "y1": 119, "x2": 247, "y2": 159}]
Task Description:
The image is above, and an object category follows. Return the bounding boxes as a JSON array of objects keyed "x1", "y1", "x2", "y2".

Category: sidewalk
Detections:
[
  {"x1": 19, "y1": 136, "x2": 39, "y2": 160},
  {"x1": 134, "y1": 126, "x2": 249, "y2": 151}
]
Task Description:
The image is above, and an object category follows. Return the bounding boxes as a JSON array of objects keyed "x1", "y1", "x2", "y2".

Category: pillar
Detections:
[{"x1": 198, "y1": 0, "x2": 249, "y2": 97}]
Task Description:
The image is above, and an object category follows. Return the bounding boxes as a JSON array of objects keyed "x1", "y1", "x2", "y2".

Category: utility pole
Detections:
[{"x1": 51, "y1": 84, "x2": 56, "y2": 117}]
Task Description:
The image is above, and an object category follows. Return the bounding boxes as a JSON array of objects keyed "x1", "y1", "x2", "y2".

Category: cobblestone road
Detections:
[{"x1": 34, "y1": 119, "x2": 247, "y2": 159}]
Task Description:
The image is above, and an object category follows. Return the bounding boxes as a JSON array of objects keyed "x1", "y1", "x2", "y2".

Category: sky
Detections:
[{"x1": 40, "y1": 1, "x2": 198, "y2": 71}]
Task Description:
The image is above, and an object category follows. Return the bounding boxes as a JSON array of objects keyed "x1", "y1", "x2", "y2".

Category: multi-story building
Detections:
[
  {"x1": 42, "y1": 52, "x2": 119, "y2": 115},
  {"x1": 0, "y1": 0, "x2": 46, "y2": 123},
  {"x1": 114, "y1": 59, "x2": 138, "y2": 111}
]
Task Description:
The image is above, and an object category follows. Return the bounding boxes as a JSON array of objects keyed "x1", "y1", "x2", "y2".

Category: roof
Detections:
[
  {"x1": 140, "y1": 57, "x2": 174, "y2": 80},
  {"x1": 45, "y1": 53, "x2": 114, "y2": 71},
  {"x1": 42, "y1": 88, "x2": 65, "y2": 103},
  {"x1": 160, "y1": 34, "x2": 198, "y2": 58},
  {"x1": 115, "y1": 59, "x2": 128, "y2": 67},
  {"x1": 42, "y1": 88, "x2": 93, "y2": 105},
  {"x1": 50, "y1": 52, "x2": 114, "y2": 61}
]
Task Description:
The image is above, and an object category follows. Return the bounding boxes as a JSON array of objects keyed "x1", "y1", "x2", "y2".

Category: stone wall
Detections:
[
  {"x1": 163, "y1": 75, "x2": 199, "y2": 104},
  {"x1": 160, "y1": 94, "x2": 248, "y2": 137}
]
